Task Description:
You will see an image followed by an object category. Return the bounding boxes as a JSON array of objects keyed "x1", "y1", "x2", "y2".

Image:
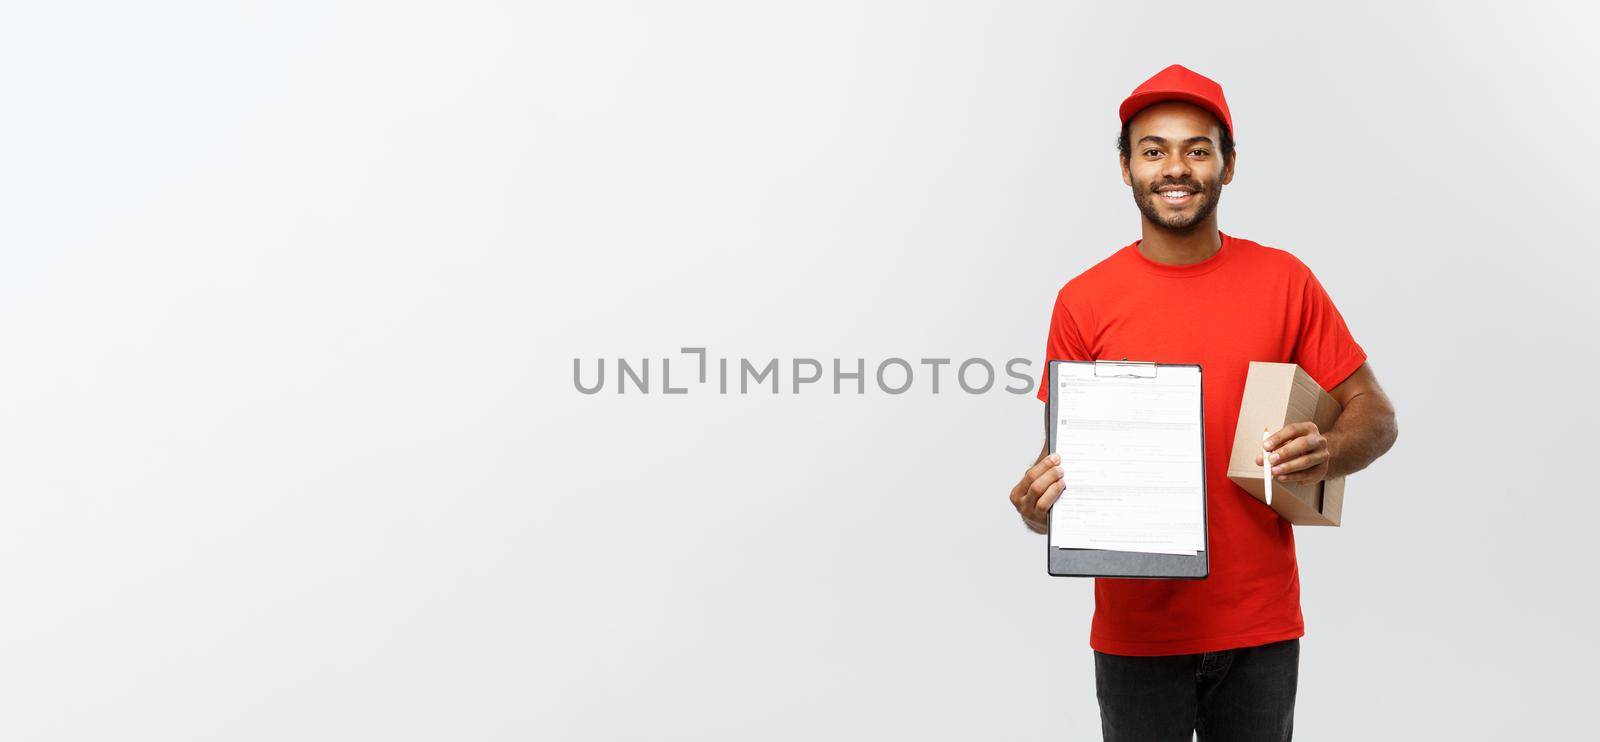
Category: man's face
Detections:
[{"x1": 1121, "y1": 101, "x2": 1235, "y2": 231}]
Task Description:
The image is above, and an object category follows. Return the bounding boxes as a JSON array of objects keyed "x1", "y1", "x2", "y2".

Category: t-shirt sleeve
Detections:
[
  {"x1": 1036, "y1": 290, "x2": 1095, "y2": 403},
  {"x1": 1293, "y1": 267, "x2": 1368, "y2": 392}
]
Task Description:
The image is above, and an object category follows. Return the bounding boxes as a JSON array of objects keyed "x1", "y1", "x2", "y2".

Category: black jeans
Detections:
[{"x1": 1094, "y1": 638, "x2": 1299, "y2": 741}]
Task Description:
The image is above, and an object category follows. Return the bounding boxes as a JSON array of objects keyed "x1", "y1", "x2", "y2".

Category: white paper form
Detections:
[{"x1": 1048, "y1": 363, "x2": 1206, "y2": 555}]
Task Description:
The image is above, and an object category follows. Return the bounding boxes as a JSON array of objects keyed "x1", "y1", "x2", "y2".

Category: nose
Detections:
[{"x1": 1161, "y1": 152, "x2": 1192, "y2": 181}]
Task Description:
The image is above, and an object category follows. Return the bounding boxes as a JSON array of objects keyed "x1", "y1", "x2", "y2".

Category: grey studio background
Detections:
[{"x1": 2, "y1": 2, "x2": 1597, "y2": 740}]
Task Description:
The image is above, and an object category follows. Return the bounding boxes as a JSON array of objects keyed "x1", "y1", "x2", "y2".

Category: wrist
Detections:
[{"x1": 1323, "y1": 429, "x2": 1345, "y2": 478}]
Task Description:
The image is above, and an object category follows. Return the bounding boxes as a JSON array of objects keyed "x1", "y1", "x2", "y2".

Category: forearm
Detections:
[{"x1": 1322, "y1": 390, "x2": 1399, "y2": 479}]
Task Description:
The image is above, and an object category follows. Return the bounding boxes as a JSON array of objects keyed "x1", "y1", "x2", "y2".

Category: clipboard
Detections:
[{"x1": 1046, "y1": 359, "x2": 1210, "y2": 579}]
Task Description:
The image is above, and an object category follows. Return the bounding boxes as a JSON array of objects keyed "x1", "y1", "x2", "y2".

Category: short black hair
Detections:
[{"x1": 1118, "y1": 117, "x2": 1235, "y2": 161}]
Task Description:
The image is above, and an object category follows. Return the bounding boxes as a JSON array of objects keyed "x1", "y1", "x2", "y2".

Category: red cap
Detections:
[{"x1": 1118, "y1": 64, "x2": 1234, "y2": 138}]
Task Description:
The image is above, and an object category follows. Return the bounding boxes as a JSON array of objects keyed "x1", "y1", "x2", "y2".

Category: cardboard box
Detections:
[{"x1": 1227, "y1": 362, "x2": 1345, "y2": 526}]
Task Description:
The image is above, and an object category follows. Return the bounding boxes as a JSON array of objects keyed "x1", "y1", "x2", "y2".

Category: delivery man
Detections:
[{"x1": 1007, "y1": 65, "x2": 1399, "y2": 741}]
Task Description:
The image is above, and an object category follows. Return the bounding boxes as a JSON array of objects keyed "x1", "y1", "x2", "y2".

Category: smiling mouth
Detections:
[{"x1": 1155, "y1": 188, "x2": 1197, "y2": 205}]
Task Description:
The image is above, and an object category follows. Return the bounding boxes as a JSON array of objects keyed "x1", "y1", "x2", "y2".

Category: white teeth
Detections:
[{"x1": 1160, "y1": 191, "x2": 1192, "y2": 198}]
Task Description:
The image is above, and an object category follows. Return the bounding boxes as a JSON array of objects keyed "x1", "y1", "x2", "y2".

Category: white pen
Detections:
[{"x1": 1262, "y1": 426, "x2": 1274, "y2": 507}]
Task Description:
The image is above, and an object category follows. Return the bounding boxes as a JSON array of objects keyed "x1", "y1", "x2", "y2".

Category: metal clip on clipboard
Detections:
[{"x1": 1092, "y1": 359, "x2": 1158, "y2": 378}]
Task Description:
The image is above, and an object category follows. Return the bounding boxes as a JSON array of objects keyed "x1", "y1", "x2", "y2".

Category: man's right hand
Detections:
[{"x1": 1009, "y1": 452, "x2": 1064, "y2": 534}]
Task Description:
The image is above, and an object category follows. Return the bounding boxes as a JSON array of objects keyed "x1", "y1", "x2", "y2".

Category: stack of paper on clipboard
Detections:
[{"x1": 1049, "y1": 361, "x2": 1206, "y2": 555}]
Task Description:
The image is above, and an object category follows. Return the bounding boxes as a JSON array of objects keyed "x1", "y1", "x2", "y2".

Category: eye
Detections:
[
  {"x1": 1143, "y1": 149, "x2": 1162, "y2": 158},
  {"x1": 1190, "y1": 149, "x2": 1210, "y2": 157}
]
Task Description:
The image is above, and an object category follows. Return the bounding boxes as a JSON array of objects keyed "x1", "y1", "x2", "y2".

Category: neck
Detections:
[{"x1": 1137, "y1": 215, "x2": 1222, "y2": 265}]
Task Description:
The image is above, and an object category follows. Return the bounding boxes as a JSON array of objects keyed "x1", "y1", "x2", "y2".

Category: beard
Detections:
[{"x1": 1132, "y1": 176, "x2": 1224, "y2": 231}]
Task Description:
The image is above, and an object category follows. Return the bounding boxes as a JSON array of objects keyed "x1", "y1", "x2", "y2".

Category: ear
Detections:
[
  {"x1": 1120, "y1": 155, "x2": 1133, "y2": 187},
  {"x1": 1220, "y1": 150, "x2": 1237, "y2": 186}
]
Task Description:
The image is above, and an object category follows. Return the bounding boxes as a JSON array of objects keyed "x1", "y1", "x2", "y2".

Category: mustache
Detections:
[{"x1": 1149, "y1": 179, "x2": 1206, "y2": 193}]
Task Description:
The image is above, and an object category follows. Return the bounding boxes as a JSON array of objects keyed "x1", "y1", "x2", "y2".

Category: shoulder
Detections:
[
  {"x1": 1229, "y1": 234, "x2": 1317, "y2": 282},
  {"x1": 1053, "y1": 242, "x2": 1136, "y2": 302}
]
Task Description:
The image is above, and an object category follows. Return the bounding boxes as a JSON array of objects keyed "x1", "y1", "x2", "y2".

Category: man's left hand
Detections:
[{"x1": 1256, "y1": 421, "x2": 1332, "y2": 485}]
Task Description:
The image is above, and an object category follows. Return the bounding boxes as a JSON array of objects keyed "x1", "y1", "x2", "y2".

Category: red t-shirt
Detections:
[{"x1": 1037, "y1": 231, "x2": 1367, "y2": 656}]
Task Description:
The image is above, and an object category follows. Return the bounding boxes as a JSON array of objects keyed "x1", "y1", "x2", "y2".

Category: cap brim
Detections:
[{"x1": 1119, "y1": 90, "x2": 1232, "y2": 136}]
